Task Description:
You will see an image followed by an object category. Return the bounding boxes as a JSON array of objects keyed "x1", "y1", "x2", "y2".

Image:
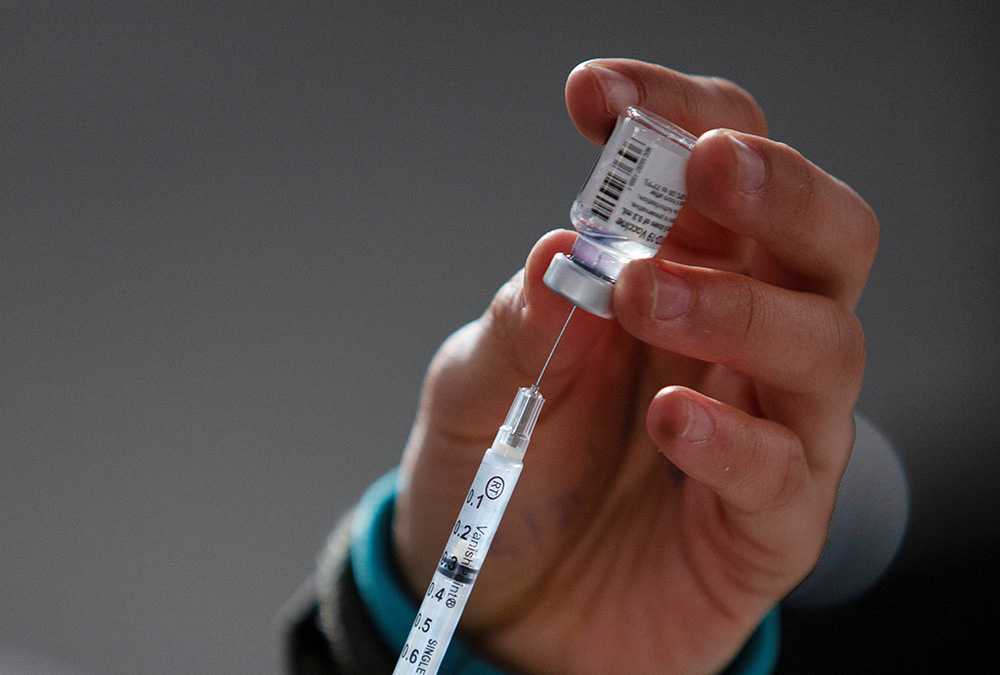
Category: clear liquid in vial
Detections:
[
  {"x1": 568, "y1": 202, "x2": 658, "y2": 280},
  {"x1": 568, "y1": 107, "x2": 695, "y2": 281},
  {"x1": 545, "y1": 107, "x2": 696, "y2": 319}
]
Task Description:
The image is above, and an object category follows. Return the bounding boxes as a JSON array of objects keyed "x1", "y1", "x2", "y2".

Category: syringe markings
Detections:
[
  {"x1": 435, "y1": 559, "x2": 479, "y2": 584},
  {"x1": 393, "y1": 386, "x2": 546, "y2": 675}
]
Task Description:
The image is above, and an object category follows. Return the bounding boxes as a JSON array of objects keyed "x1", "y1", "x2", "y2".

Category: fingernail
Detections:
[
  {"x1": 588, "y1": 65, "x2": 639, "y2": 115},
  {"x1": 727, "y1": 133, "x2": 766, "y2": 193},
  {"x1": 682, "y1": 398, "x2": 715, "y2": 443},
  {"x1": 649, "y1": 262, "x2": 692, "y2": 320}
]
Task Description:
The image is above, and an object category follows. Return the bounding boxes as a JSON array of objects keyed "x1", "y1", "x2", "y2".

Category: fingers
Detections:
[
  {"x1": 647, "y1": 386, "x2": 811, "y2": 516},
  {"x1": 615, "y1": 256, "x2": 863, "y2": 475},
  {"x1": 685, "y1": 129, "x2": 879, "y2": 307},
  {"x1": 419, "y1": 229, "x2": 612, "y2": 434},
  {"x1": 646, "y1": 386, "x2": 831, "y2": 579},
  {"x1": 564, "y1": 60, "x2": 877, "y2": 308},
  {"x1": 565, "y1": 58, "x2": 768, "y2": 145},
  {"x1": 483, "y1": 228, "x2": 614, "y2": 386},
  {"x1": 615, "y1": 258, "x2": 867, "y2": 400}
]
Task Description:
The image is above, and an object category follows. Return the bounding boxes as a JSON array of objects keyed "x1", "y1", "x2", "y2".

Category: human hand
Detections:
[{"x1": 392, "y1": 58, "x2": 877, "y2": 675}]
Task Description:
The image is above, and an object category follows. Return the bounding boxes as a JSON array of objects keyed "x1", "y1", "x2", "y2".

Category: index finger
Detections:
[
  {"x1": 565, "y1": 58, "x2": 769, "y2": 144},
  {"x1": 685, "y1": 129, "x2": 880, "y2": 307}
]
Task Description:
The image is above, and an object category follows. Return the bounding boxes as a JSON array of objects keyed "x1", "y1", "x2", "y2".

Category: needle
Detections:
[{"x1": 534, "y1": 306, "x2": 575, "y2": 389}]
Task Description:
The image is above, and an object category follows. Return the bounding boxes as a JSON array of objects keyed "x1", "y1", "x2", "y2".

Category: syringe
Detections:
[{"x1": 392, "y1": 307, "x2": 574, "y2": 675}]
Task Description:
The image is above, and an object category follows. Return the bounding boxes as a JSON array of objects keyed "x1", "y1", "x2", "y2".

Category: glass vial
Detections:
[{"x1": 543, "y1": 106, "x2": 697, "y2": 318}]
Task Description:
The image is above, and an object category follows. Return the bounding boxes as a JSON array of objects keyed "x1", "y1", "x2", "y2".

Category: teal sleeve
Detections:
[{"x1": 350, "y1": 471, "x2": 780, "y2": 675}]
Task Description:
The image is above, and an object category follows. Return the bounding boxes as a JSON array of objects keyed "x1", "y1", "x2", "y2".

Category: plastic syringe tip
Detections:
[{"x1": 492, "y1": 386, "x2": 544, "y2": 460}]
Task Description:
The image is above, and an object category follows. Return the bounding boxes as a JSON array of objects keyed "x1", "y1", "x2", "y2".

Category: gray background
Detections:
[{"x1": 2, "y1": 1, "x2": 997, "y2": 673}]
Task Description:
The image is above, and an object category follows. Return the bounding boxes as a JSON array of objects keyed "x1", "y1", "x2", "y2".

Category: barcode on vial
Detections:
[{"x1": 591, "y1": 137, "x2": 647, "y2": 221}]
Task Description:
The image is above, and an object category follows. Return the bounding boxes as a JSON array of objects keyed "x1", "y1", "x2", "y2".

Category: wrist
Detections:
[
  {"x1": 349, "y1": 470, "x2": 510, "y2": 675},
  {"x1": 346, "y1": 470, "x2": 780, "y2": 675}
]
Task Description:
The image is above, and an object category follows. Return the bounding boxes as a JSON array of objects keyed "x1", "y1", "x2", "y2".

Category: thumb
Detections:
[{"x1": 418, "y1": 229, "x2": 612, "y2": 439}]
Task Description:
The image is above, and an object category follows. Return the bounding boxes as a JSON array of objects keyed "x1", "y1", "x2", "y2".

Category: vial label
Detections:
[{"x1": 575, "y1": 112, "x2": 692, "y2": 251}]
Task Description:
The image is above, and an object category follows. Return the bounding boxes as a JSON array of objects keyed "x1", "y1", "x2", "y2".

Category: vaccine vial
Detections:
[{"x1": 544, "y1": 106, "x2": 697, "y2": 318}]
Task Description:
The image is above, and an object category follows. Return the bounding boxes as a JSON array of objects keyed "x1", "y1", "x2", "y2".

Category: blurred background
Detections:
[{"x1": 2, "y1": 0, "x2": 997, "y2": 673}]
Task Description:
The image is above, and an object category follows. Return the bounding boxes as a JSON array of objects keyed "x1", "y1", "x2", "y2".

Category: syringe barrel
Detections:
[
  {"x1": 392, "y1": 447, "x2": 523, "y2": 674},
  {"x1": 392, "y1": 386, "x2": 544, "y2": 675}
]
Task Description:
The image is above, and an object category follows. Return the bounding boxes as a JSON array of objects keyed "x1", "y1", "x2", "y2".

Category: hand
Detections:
[{"x1": 392, "y1": 58, "x2": 877, "y2": 675}]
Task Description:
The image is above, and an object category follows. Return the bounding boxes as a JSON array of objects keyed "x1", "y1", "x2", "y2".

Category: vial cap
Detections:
[{"x1": 543, "y1": 252, "x2": 615, "y2": 319}]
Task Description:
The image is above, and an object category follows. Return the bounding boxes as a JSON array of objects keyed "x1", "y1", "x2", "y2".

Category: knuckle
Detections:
[
  {"x1": 826, "y1": 176, "x2": 880, "y2": 282},
  {"x1": 853, "y1": 197, "x2": 881, "y2": 266},
  {"x1": 833, "y1": 309, "x2": 868, "y2": 386},
  {"x1": 731, "y1": 423, "x2": 805, "y2": 513},
  {"x1": 708, "y1": 76, "x2": 769, "y2": 136},
  {"x1": 650, "y1": 70, "x2": 767, "y2": 136},
  {"x1": 806, "y1": 303, "x2": 868, "y2": 392},
  {"x1": 744, "y1": 140, "x2": 820, "y2": 248},
  {"x1": 482, "y1": 272, "x2": 534, "y2": 375},
  {"x1": 485, "y1": 273, "x2": 525, "y2": 338},
  {"x1": 734, "y1": 275, "x2": 775, "y2": 361},
  {"x1": 728, "y1": 272, "x2": 867, "y2": 395},
  {"x1": 767, "y1": 447, "x2": 808, "y2": 511},
  {"x1": 775, "y1": 142, "x2": 820, "y2": 227}
]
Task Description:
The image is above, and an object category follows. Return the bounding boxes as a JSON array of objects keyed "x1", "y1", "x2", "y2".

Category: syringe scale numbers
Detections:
[
  {"x1": 394, "y1": 107, "x2": 694, "y2": 673},
  {"x1": 393, "y1": 384, "x2": 546, "y2": 675},
  {"x1": 395, "y1": 449, "x2": 523, "y2": 674},
  {"x1": 439, "y1": 473, "x2": 511, "y2": 588}
]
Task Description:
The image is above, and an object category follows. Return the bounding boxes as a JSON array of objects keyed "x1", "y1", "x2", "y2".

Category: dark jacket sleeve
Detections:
[{"x1": 280, "y1": 514, "x2": 397, "y2": 675}]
